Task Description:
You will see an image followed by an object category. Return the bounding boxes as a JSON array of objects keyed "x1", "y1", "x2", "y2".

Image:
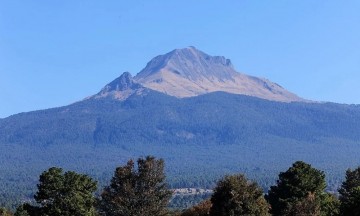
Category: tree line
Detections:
[{"x1": 1, "y1": 156, "x2": 360, "y2": 216}]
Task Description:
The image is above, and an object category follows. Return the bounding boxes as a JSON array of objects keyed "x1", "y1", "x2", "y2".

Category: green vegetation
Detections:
[
  {"x1": 321, "y1": 193, "x2": 340, "y2": 216},
  {"x1": 180, "y1": 200, "x2": 211, "y2": 216},
  {"x1": 169, "y1": 193, "x2": 212, "y2": 210},
  {"x1": 1, "y1": 92, "x2": 360, "y2": 210},
  {"x1": 266, "y1": 161, "x2": 341, "y2": 216},
  {"x1": 0, "y1": 207, "x2": 12, "y2": 216},
  {"x1": 3, "y1": 157, "x2": 360, "y2": 215},
  {"x1": 266, "y1": 161, "x2": 326, "y2": 215},
  {"x1": 98, "y1": 156, "x2": 172, "y2": 216},
  {"x1": 17, "y1": 167, "x2": 97, "y2": 216},
  {"x1": 210, "y1": 174, "x2": 270, "y2": 216},
  {"x1": 339, "y1": 167, "x2": 360, "y2": 215}
]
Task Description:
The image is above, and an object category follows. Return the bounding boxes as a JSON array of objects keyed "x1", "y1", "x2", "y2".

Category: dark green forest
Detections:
[
  {"x1": 1, "y1": 92, "x2": 360, "y2": 210},
  {"x1": 2, "y1": 157, "x2": 360, "y2": 216}
]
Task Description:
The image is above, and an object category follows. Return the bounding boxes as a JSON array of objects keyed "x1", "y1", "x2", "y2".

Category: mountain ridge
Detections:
[
  {"x1": 88, "y1": 72, "x2": 151, "y2": 101},
  {"x1": 91, "y1": 47, "x2": 306, "y2": 102},
  {"x1": 133, "y1": 46, "x2": 305, "y2": 102}
]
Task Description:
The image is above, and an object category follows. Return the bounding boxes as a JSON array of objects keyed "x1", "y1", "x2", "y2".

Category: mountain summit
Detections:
[
  {"x1": 134, "y1": 47, "x2": 304, "y2": 102},
  {"x1": 93, "y1": 47, "x2": 304, "y2": 102},
  {"x1": 135, "y1": 46, "x2": 235, "y2": 82}
]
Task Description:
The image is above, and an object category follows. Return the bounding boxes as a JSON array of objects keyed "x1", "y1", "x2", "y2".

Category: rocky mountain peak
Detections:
[
  {"x1": 132, "y1": 47, "x2": 305, "y2": 102},
  {"x1": 89, "y1": 72, "x2": 147, "y2": 100},
  {"x1": 101, "y1": 72, "x2": 139, "y2": 92},
  {"x1": 171, "y1": 46, "x2": 233, "y2": 67},
  {"x1": 90, "y1": 47, "x2": 305, "y2": 102},
  {"x1": 135, "y1": 46, "x2": 235, "y2": 82}
]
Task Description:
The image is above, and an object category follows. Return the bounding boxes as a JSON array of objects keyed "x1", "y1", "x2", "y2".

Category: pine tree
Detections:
[
  {"x1": 266, "y1": 161, "x2": 326, "y2": 216},
  {"x1": 209, "y1": 174, "x2": 270, "y2": 216},
  {"x1": 339, "y1": 166, "x2": 360, "y2": 216},
  {"x1": 16, "y1": 167, "x2": 97, "y2": 216},
  {"x1": 98, "y1": 156, "x2": 172, "y2": 216}
]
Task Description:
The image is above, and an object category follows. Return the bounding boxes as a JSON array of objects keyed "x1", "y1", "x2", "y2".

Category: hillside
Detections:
[
  {"x1": 1, "y1": 47, "x2": 360, "y2": 208},
  {"x1": 2, "y1": 92, "x2": 360, "y2": 148},
  {"x1": 1, "y1": 91, "x2": 360, "y2": 208}
]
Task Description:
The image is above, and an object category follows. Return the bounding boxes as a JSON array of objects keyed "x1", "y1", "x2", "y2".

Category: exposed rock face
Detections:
[
  {"x1": 134, "y1": 46, "x2": 305, "y2": 102},
  {"x1": 102, "y1": 71, "x2": 140, "y2": 91},
  {"x1": 90, "y1": 72, "x2": 148, "y2": 100},
  {"x1": 91, "y1": 47, "x2": 305, "y2": 102},
  {"x1": 135, "y1": 46, "x2": 236, "y2": 82}
]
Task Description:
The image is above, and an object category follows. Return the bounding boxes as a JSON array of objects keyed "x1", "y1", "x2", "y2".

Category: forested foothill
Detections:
[
  {"x1": 1, "y1": 157, "x2": 360, "y2": 215},
  {"x1": 1, "y1": 92, "x2": 360, "y2": 212}
]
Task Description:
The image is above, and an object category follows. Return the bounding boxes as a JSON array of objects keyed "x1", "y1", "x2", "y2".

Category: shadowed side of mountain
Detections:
[{"x1": 1, "y1": 91, "x2": 359, "y2": 147}]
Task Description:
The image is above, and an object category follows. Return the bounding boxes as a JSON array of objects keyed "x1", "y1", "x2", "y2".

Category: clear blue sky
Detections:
[{"x1": 1, "y1": 1, "x2": 359, "y2": 118}]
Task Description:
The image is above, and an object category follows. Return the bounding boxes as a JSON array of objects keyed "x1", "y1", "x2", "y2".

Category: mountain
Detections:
[
  {"x1": 88, "y1": 72, "x2": 151, "y2": 100},
  {"x1": 84, "y1": 47, "x2": 304, "y2": 102},
  {"x1": 134, "y1": 46, "x2": 304, "y2": 102},
  {"x1": 1, "y1": 47, "x2": 360, "y2": 209}
]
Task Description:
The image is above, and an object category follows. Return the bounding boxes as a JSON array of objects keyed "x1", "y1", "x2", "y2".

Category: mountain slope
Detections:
[
  {"x1": 1, "y1": 47, "x2": 359, "y2": 209},
  {"x1": 134, "y1": 47, "x2": 304, "y2": 102},
  {"x1": 1, "y1": 92, "x2": 359, "y2": 147},
  {"x1": 1, "y1": 91, "x2": 360, "y2": 210}
]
